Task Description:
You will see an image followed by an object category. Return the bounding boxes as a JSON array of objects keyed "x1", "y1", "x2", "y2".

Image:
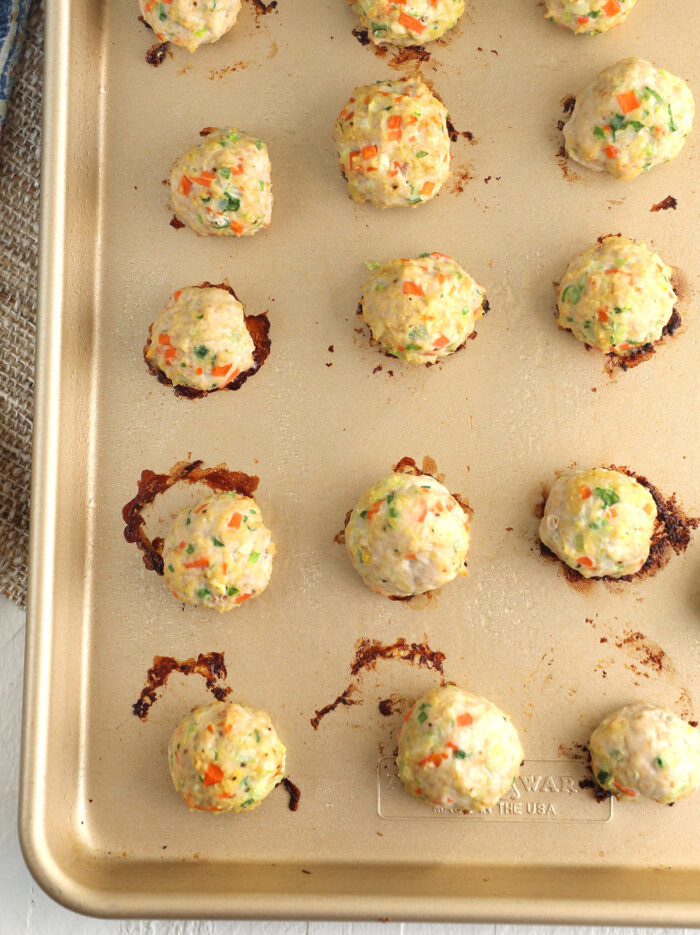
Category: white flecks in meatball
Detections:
[
  {"x1": 360, "y1": 252, "x2": 487, "y2": 363},
  {"x1": 352, "y1": 0, "x2": 465, "y2": 46},
  {"x1": 557, "y1": 236, "x2": 676, "y2": 356},
  {"x1": 590, "y1": 703, "x2": 700, "y2": 804},
  {"x1": 334, "y1": 79, "x2": 450, "y2": 208},
  {"x1": 545, "y1": 0, "x2": 638, "y2": 35},
  {"x1": 146, "y1": 285, "x2": 256, "y2": 392},
  {"x1": 169, "y1": 701, "x2": 286, "y2": 812},
  {"x1": 139, "y1": 0, "x2": 241, "y2": 52},
  {"x1": 397, "y1": 685, "x2": 524, "y2": 811},
  {"x1": 163, "y1": 491, "x2": 275, "y2": 610},
  {"x1": 539, "y1": 467, "x2": 656, "y2": 578},
  {"x1": 345, "y1": 470, "x2": 470, "y2": 597},
  {"x1": 171, "y1": 127, "x2": 272, "y2": 236},
  {"x1": 564, "y1": 58, "x2": 694, "y2": 180}
]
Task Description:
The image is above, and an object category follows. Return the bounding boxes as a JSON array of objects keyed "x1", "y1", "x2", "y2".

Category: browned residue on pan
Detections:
[
  {"x1": 613, "y1": 629, "x2": 668, "y2": 678},
  {"x1": 555, "y1": 96, "x2": 581, "y2": 182},
  {"x1": 537, "y1": 465, "x2": 698, "y2": 586},
  {"x1": 146, "y1": 42, "x2": 169, "y2": 66},
  {"x1": 388, "y1": 45, "x2": 431, "y2": 69},
  {"x1": 603, "y1": 308, "x2": 681, "y2": 374},
  {"x1": 250, "y1": 0, "x2": 278, "y2": 20},
  {"x1": 132, "y1": 652, "x2": 231, "y2": 719},
  {"x1": 281, "y1": 777, "x2": 301, "y2": 811},
  {"x1": 143, "y1": 281, "x2": 271, "y2": 399},
  {"x1": 351, "y1": 27, "x2": 372, "y2": 46},
  {"x1": 311, "y1": 635, "x2": 447, "y2": 729},
  {"x1": 207, "y1": 63, "x2": 251, "y2": 80},
  {"x1": 651, "y1": 195, "x2": 678, "y2": 212},
  {"x1": 169, "y1": 215, "x2": 185, "y2": 229},
  {"x1": 310, "y1": 684, "x2": 361, "y2": 730},
  {"x1": 122, "y1": 460, "x2": 259, "y2": 575}
]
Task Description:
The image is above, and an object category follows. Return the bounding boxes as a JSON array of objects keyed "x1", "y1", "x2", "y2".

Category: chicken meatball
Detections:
[
  {"x1": 557, "y1": 236, "x2": 676, "y2": 356},
  {"x1": 138, "y1": 0, "x2": 241, "y2": 52},
  {"x1": 171, "y1": 127, "x2": 272, "y2": 236},
  {"x1": 146, "y1": 285, "x2": 256, "y2": 392},
  {"x1": 590, "y1": 703, "x2": 700, "y2": 804},
  {"x1": 564, "y1": 58, "x2": 694, "y2": 180},
  {"x1": 397, "y1": 685, "x2": 523, "y2": 811},
  {"x1": 334, "y1": 79, "x2": 450, "y2": 208},
  {"x1": 169, "y1": 701, "x2": 286, "y2": 812},
  {"x1": 360, "y1": 252, "x2": 487, "y2": 363},
  {"x1": 163, "y1": 491, "x2": 275, "y2": 610},
  {"x1": 345, "y1": 470, "x2": 470, "y2": 597},
  {"x1": 352, "y1": 0, "x2": 465, "y2": 45},
  {"x1": 545, "y1": 0, "x2": 638, "y2": 35},
  {"x1": 539, "y1": 468, "x2": 656, "y2": 578}
]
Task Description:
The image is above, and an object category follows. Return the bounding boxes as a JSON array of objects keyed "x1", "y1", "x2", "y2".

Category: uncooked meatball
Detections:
[
  {"x1": 345, "y1": 470, "x2": 470, "y2": 597},
  {"x1": 397, "y1": 685, "x2": 524, "y2": 811},
  {"x1": 138, "y1": 0, "x2": 241, "y2": 52},
  {"x1": 333, "y1": 79, "x2": 450, "y2": 208},
  {"x1": 146, "y1": 285, "x2": 256, "y2": 392},
  {"x1": 545, "y1": 0, "x2": 638, "y2": 35},
  {"x1": 171, "y1": 127, "x2": 272, "y2": 236},
  {"x1": 359, "y1": 252, "x2": 486, "y2": 363},
  {"x1": 163, "y1": 491, "x2": 275, "y2": 610},
  {"x1": 169, "y1": 700, "x2": 286, "y2": 812},
  {"x1": 539, "y1": 467, "x2": 656, "y2": 578},
  {"x1": 557, "y1": 236, "x2": 676, "y2": 356},
  {"x1": 590, "y1": 703, "x2": 700, "y2": 804},
  {"x1": 352, "y1": 0, "x2": 465, "y2": 45},
  {"x1": 564, "y1": 58, "x2": 694, "y2": 180}
]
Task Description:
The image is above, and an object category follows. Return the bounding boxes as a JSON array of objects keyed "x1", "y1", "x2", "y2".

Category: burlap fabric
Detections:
[{"x1": 0, "y1": 2, "x2": 42, "y2": 607}]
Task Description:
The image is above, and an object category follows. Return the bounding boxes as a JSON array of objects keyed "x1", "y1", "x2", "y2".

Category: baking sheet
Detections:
[{"x1": 20, "y1": 0, "x2": 700, "y2": 923}]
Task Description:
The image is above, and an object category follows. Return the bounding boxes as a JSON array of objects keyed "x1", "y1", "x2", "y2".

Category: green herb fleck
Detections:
[
  {"x1": 595, "y1": 487, "x2": 620, "y2": 508},
  {"x1": 212, "y1": 537, "x2": 224, "y2": 547},
  {"x1": 186, "y1": 544, "x2": 195, "y2": 554}
]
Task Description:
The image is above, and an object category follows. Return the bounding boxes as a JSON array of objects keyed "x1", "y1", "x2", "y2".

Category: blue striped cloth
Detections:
[{"x1": 0, "y1": 0, "x2": 32, "y2": 135}]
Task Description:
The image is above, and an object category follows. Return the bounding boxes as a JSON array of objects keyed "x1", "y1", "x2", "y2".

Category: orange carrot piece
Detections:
[
  {"x1": 613, "y1": 778, "x2": 637, "y2": 796},
  {"x1": 362, "y1": 144, "x2": 378, "y2": 160},
  {"x1": 604, "y1": 144, "x2": 619, "y2": 159},
  {"x1": 577, "y1": 556, "x2": 595, "y2": 568},
  {"x1": 386, "y1": 130, "x2": 402, "y2": 141},
  {"x1": 456, "y1": 713, "x2": 473, "y2": 727},
  {"x1": 616, "y1": 90, "x2": 640, "y2": 114},
  {"x1": 228, "y1": 512, "x2": 243, "y2": 529},
  {"x1": 404, "y1": 553, "x2": 417, "y2": 560},
  {"x1": 577, "y1": 15, "x2": 590, "y2": 23},
  {"x1": 172, "y1": 290, "x2": 182, "y2": 301},
  {"x1": 158, "y1": 333, "x2": 171, "y2": 346},
  {"x1": 194, "y1": 501, "x2": 210, "y2": 514},
  {"x1": 420, "y1": 181, "x2": 435, "y2": 196},
  {"x1": 184, "y1": 557, "x2": 210, "y2": 569},
  {"x1": 398, "y1": 11, "x2": 425, "y2": 32},
  {"x1": 417, "y1": 504, "x2": 428, "y2": 522},
  {"x1": 203, "y1": 763, "x2": 224, "y2": 786},
  {"x1": 404, "y1": 707, "x2": 414, "y2": 723},
  {"x1": 603, "y1": 0, "x2": 621, "y2": 14},
  {"x1": 366, "y1": 500, "x2": 383, "y2": 519},
  {"x1": 387, "y1": 115, "x2": 402, "y2": 130},
  {"x1": 433, "y1": 334, "x2": 449, "y2": 349},
  {"x1": 431, "y1": 251, "x2": 453, "y2": 262},
  {"x1": 164, "y1": 347, "x2": 177, "y2": 361},
  {"x1": 235, "y1": 592, "x2": 252, "y2": 605},
  {"x1": 190, "y1": 174, "x2": 214, "y2": 187},
  {"x1": 580, "y1": 485, "x2": 592, "y2": 499},
  {"x1": 597, "y1": 308, "x2": 609, "y2": 322},
  {"x1": 179, "y1": 176, "x2": 193, "y2": 196},
  {"x1": 403, "y1": 280, "x2": 424, "y2": 296},
  {"x1": 418, "y1": 752, "x2": 444, "y2": 768},
  {"x1": 211, "y1": 363, "x2": 232, "y2": 377}
]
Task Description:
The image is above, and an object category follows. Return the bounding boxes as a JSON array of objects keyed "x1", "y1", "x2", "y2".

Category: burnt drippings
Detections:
[
  {"x1": 199, "y1": 126, "x2": 218, "y2": 137},
  {"x1": 352, "y1": 27, "x2": 371, "y2": 45},
  {"x1": 132, "y1": 652, "x2": 231, "y2": 719},
  {"x1": 350, "y1": 637, "x2": 446, "y2": 678},
  {"x1": 651, "y1": 195, "x2": 678, "y2": 212},
  {"x1": 169, "y1": 215, "x2": 185, "y2": 229},
  {"x1": 445, "y1": 116, "x2": 475, "y2": 144},
  {"x1": 310, "y1": 684, "x2": 361, "y2": 730},
  {"x1": 312, "y1": 636, "x2": 447, "y2": 729},
  {"x1": 538, "y1": 465, "x2": 698, "y2": 585},
  {"x1": 333, "y1": 509, "x2": 353, "y2": 545},
  {"x1": 557, "y1": 94, "x2": 576, "y2": 131},
  {"x1": 281, "y1": 777, "x2": 301, "y2": 811},
  {"x1": 146, "y1": 42, "x2": 168, "y2": 67},
  {"x1": 251, "y1": 0, "x2": 278, "y2": 18},
  {"x1": 614, "y1": 629, "x2": 667, "y2": 675},
  {"x1": 578, "y1": 776, "x2": 613, "y2": 802},
  {"x1": 604, "y1": 309, "x2": 681, "y2": 373},
  {"x1": 388, "y1": 45, "x2": 430, "y2": 68},
  {"x1": 122, "y1": 460, "x2": 259, "y2": 575},
  {"x1": 143, "y1": 282, "x2": 271, "y2": 399}
]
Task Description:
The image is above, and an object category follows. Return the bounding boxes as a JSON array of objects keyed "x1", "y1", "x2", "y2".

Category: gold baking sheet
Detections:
[{"x1": 20, "y1": 0, "x2": 700, "y2": 923}]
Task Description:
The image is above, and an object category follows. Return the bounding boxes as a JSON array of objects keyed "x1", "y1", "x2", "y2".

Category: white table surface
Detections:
[{"x1": 0, "y1": 594, "x2": 695, "y2": 935}]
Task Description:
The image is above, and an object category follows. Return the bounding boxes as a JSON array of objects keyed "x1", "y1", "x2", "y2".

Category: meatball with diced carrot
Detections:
[{"x1": 333, "y1": 79, "x2": 450, "y2": 208}]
